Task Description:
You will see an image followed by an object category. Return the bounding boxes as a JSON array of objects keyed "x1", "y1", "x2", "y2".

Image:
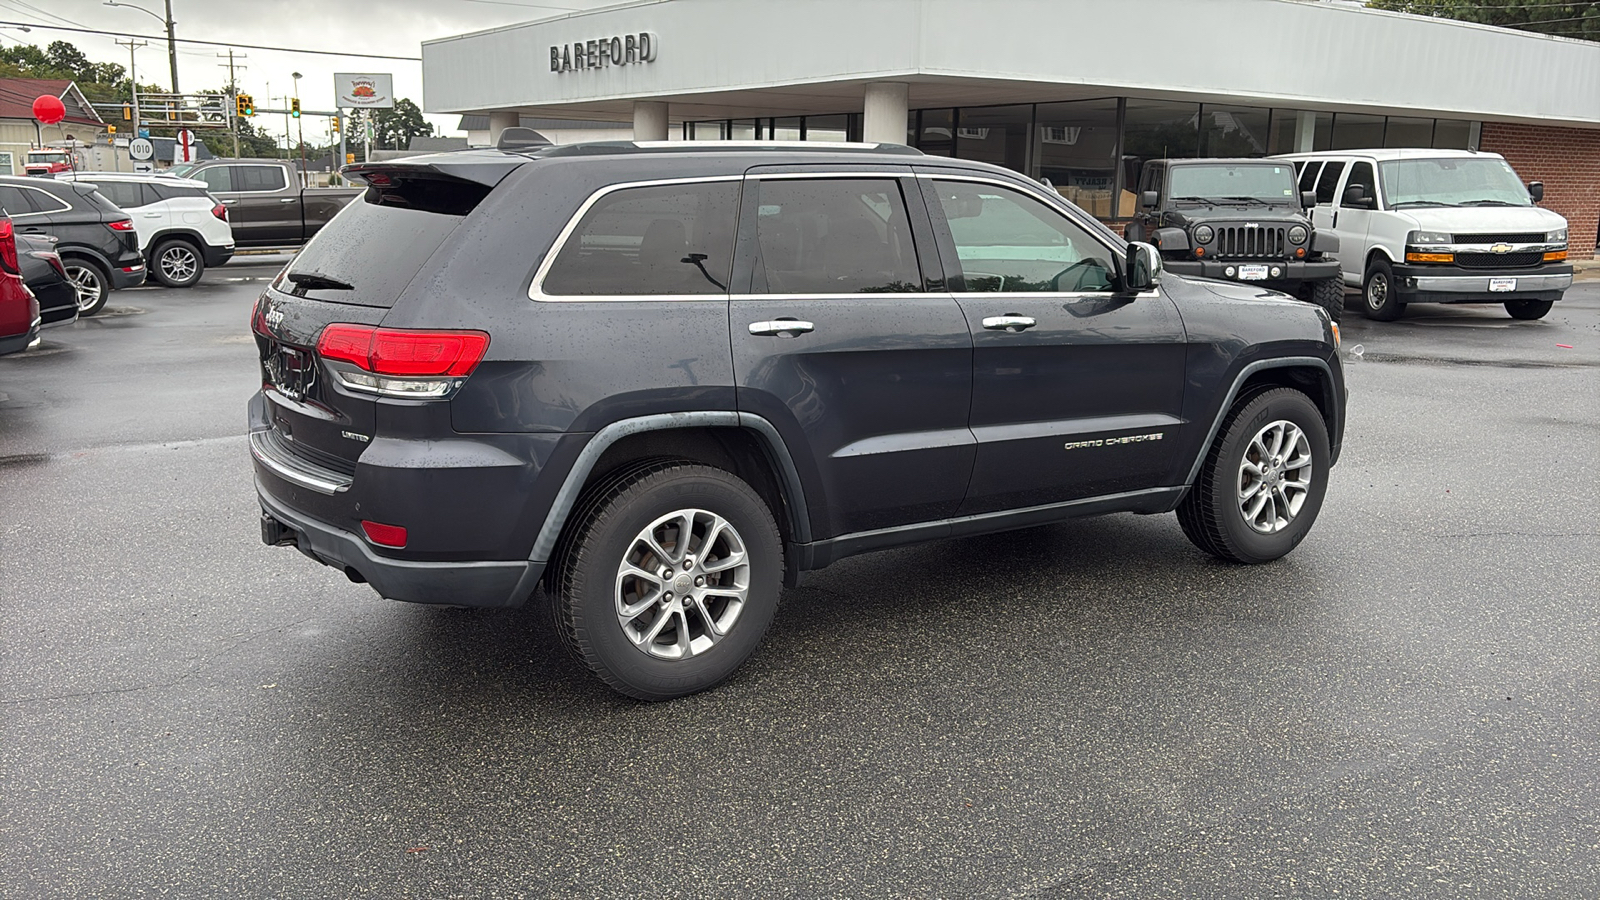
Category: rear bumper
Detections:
[
  {"x1": 1391, "y1": 263, "x2": 1571, "y2": 303},
  {"x1": 257, "y1": 485, "x2": 542, "y2": 608},
  {"x1": 0, "y1": 318, "x2": 41, "y2": 356},
  {"x1": 35, "y1": 282, "x2": 79, "y2": 327},
  {"x1": 109, "y1": 261, "x2": 146, "y2": 290},
  {"x1": 203, "y1": 243, "x2": 236, "y2": 268}
]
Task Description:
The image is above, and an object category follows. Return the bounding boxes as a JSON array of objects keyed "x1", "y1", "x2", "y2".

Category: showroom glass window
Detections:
[
  {"x1": 1035, "y1": 98, "x2": 1120, "y2": 219},
  {"x1": 1199, "y1": 104, "x2": 1271, "y2": 157},
  {"x1": 956, "y1": 105, "x2": 1031, "y2": 173},
  {"x1": 932, "y1": 180, "x2": 1115, "y2": 294},
  {"x1": 542, "y1": 182, "x2": 740, "y2": 296},
  {"x1": 1331, "y1": 114, "x2": 1385, "y2": 150},
  {"x1": 805, "y1": 115, "x2": 849, "y2": 142},
  {"x1": 1384, "y1": 117, "x2": 1434, "y2": 148},
  {"x1": 917, "y1": 108, "x2": 956, "y2": 158},
  {"x1": 750, "y1": 178, "x2": 922, "y2": 294},
  {"x1": 1123, "y1": 100, "x2": 1199, "y2": 202}
]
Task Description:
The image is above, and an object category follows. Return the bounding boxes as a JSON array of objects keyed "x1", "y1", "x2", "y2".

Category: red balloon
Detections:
[{"x1": 32, "y1": 95, "x2": 66, "y2": 125}]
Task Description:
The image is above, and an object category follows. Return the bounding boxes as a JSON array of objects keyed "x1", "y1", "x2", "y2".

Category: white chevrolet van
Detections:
[{"x1": 1274, "y1": 150, "x2": 1569, "y2": 321}]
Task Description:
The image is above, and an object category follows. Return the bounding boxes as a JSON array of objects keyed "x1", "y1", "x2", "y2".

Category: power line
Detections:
[{"x1": 0, "y1": 19, "x2": 422, "y2": 60}]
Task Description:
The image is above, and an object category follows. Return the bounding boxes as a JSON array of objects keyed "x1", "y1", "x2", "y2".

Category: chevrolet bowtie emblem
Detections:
[{"x1": 1490, "y1": 243, "x2": 1512, "y2": 253}]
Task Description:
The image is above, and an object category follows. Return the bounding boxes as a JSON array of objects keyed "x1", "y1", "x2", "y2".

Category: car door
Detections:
[
  {"x1": 99, "y1": 181, "x2": 167, "y2": 251},
  {"x1": 916, "y1": 171, "x2": 1188, "y2": 516},
  {"x1": 233, "y1": 164, "x2": 300, "y2": 244},
  {"x1": 729, "y1": 169, "x2": 975, "y2": 542},
  {"x1": 1330, "y1": 160, "x2": 1380, "y2": 280}
]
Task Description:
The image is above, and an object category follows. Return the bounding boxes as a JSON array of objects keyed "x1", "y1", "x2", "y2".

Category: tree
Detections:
[
  {"x1": 1366, "y1": 1, "x2": 1600, "y2": 41},
  {"x1": 369, "y1": 98, "x2": 434, "y2": 151}
]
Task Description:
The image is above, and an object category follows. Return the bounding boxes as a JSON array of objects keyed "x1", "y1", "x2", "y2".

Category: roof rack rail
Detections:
[{"x1": 535, "y1": 140, "x2": 924, "y2": 158}]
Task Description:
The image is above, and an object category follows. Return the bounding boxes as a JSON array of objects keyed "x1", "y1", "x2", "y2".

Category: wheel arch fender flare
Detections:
[
  {"x1": 56, "y1": 245, "x2": 115, "y2": 274},
  {"x1": 1365, "y1": 246, "x2": 1398, "y2": 270},
  {"x1": 1182, "y1": 357, "x2": 1339, "y2": 490},
  {"x1": 527, "y1": 411, "x2": 813, "y2": 568},
  {"x1": 149, "y1": 229, "x2": 207, "y2": 252}
]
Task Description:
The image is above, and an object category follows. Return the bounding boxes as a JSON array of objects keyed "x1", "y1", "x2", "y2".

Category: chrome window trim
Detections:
[
  {"x1": 745, "y1": 170, "x2": 915, "y2": 180},
  {"x1": 529, "y1": 174, "x2": 743, "y2": 303},
  {"x1": 729, "y1": 292, "x2": 952, "y2": 302}
]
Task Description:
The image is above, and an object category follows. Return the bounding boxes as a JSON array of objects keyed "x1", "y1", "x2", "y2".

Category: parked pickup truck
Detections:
[{"x1": 173, "y1": 159, "x2": 361, "y2": 249}]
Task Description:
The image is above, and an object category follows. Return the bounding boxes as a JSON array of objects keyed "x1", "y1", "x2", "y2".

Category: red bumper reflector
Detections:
[{"x1": 361, "y1": 520, "x2": 407, "y2": 548}]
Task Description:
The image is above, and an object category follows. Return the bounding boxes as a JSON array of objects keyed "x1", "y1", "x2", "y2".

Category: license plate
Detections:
[
  {"x1": 1489, "y1": 277, "x2": 1516, "y2": 293},
  {"x1": 1238, "y1": 264, "x2": 1269, "y2": 281}
]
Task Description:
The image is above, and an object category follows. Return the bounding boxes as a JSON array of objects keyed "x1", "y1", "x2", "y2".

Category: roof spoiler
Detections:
[{"x1": 341, "y1": 155, "x2": 524, "y2": 189}]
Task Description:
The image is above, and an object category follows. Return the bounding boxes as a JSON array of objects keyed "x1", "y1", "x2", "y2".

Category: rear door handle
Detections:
[
  {"x1": 279, "y1": 198, "x2": 298, "y2": 203},
  {"x1": 748, "y1": 319, "x2": 815, "y2": 338},
  {"x1": 982, "y1": 315, "x2": 1036, "y2": 332}
]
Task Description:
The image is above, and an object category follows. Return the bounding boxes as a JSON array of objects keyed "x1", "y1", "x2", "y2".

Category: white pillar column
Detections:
[
  {"x1": 488, "y1": 110, "x2": 520, "y2": 147},
  {"x1": 1294, "y1": 111, "x2": 1317, "y2": 153},
  {"x1": 862, "y1": 82, "x2": 909, "y2": 145},
  {"x1": 633, "y1": 100, "x2": 669, "y2": 142}
]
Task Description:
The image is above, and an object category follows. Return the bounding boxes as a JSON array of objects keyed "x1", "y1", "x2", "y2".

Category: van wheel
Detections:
[
  {"x1": 63, "y1": 259, "x2": 110, "y2": 316},
  {"x1": 1504, "y1": 299, "x2": 1553, "y2": 320},
  {"x1": 1362, "y1": 258, "x2": 1404, "y2": 321},
  {"x1": 151, "y1": 239, "x2": 205, "y2": 288},
  {"x1": 554, "y1": 461, "x2": 783, "y2": 701},
  {"x1": 1177, "y1": 387, "x2": 1331, "y2": 564},
  {"x1": 1302, "y1": 277, "x2": 1345, "y2": 322}
]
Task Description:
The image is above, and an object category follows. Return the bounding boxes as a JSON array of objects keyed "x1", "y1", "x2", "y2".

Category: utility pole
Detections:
[
  {"x1": 163, "y1": 0, "x2": 178, "y2": 94},
  {"x1": 337, "y1": 109, "x2": 346, "y2": 174},
  {"x1": 217, "y1": 49, "x2": 245, "y2": 157},
  {"x1": 115, "y1": 39, "x2": 147, "y2": 147}
]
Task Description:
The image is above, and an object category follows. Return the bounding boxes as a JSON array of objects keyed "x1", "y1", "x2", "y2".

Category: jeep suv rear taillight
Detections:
[{"x1": 316, "y1": 324, "x2": 489, "y2": 399}]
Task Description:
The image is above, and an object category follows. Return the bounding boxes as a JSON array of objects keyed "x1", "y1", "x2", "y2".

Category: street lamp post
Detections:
[{"x1": 103, "y1": 0, "x2": 178, "y2": 93}]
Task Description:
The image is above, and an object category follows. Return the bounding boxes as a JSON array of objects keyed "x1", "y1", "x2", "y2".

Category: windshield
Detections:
[
  {"x1": 30, "y1": 152, "x2": 69, "y2": 164},
  {"x1": 1378, "y1": 157, "x2": 1531, "y2": 208},
  {"x1": 1167, "y1": 164, "x2": 1297, "y2": 204}
]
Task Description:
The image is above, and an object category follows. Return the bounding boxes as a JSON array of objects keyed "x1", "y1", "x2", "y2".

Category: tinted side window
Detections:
[
  {"x1": 1342, "y1": 161, "x2": 1377, "y2": 207},
  {"x1": 140, "y1": 183, "x2": 164, "y2": 206},
  {"x1": 237, "y1": 165, "x2": 287, "y2": 192},
  {"x1": 95, "y1": 182, "x2": 145, "y2": 209},
  {"x1": 751, "y1": 178, "x2": 921, "y2": 294},
  {"x1": 1314, "y1": 161, "x2": 1346, "y2": 204},
  {"x1": 0, "y1": 185, "x2": 36, "y2": 216},
  {"x1": 543, "y1": 182, "x2": 739, "y2": 296},
  {"x1": 1297, "y1": 161, "x2": 1322, "y2": 193},
  {"x1": 933, "y1": 179, "x2": 1116, "y2": 293},
  {"x1": 194, "y1": 167, "x2": 234, "y2": 193}
]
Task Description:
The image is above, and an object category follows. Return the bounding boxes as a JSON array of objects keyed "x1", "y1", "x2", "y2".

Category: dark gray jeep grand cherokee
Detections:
[{"x1": 250, "y1": 141, "x2": 1346, "y2": 700}]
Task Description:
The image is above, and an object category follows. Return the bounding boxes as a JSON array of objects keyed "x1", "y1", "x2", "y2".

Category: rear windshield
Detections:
[{"x1": 283, "y1": 187, "x2": 476, "y2": 308}]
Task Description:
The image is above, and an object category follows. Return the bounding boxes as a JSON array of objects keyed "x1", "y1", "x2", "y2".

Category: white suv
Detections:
[
  {"x1": 55, "y1": 172, "x2": 236, "y2": 288},
  {"x1": 1274, "y1": 149, "x2": 1570, "y2": 321}
]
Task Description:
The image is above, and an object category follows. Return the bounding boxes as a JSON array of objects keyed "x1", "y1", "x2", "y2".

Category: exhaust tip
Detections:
[{"x1": 343, "y1": 566, "x2": 368, "y2": 585}]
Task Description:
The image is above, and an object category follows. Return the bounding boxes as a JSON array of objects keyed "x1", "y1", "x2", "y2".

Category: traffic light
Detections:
[
  {"x1": 236, "y1": 94, "x2": 254, "y2": 117},
  {"x1": 290, "y1": 98, "x2": 301, "y2": 118},
  {"x1": 107, "y1": 124, "x2": 117, "y2": 134},
  {"x1": 122, "y1": 103, "x2": 132, "y2": 121},
  {"x1": 330, "y1": 116, "x2": 339, "y2": 133}
]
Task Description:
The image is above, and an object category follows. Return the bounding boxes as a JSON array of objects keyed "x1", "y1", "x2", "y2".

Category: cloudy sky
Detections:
[{"x1": 1, "y1": 0, "x2": 620, "y2": 142}]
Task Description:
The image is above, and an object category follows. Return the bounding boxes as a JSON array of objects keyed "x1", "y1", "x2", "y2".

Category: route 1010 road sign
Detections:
[{"x1": 128, "y1": 138, "x2": 154, "y2": 161}]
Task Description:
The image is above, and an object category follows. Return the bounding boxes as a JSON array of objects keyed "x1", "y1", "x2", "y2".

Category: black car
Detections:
[
  {"x1": 0, "y1": 177, "x2": 144, "y2": 316},
  {"x1": 251, "y1": 141, "x2": 1346, "y2": 700},
  {"x1": 1125, "y1": 158, "x2": 1345, "y2": 320},
  {"x1": 16, "y1": 233, "x2": 78, "y2": 328}
]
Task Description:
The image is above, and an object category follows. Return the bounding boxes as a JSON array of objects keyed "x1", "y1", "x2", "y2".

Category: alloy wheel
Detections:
[
  {"x1": 66, "y1": 265, "x2": 104, "y2": 312},
  {"x1": 158, "y1": 245, "x2": 198, "y2": 284},
  {"x1": 614, "y1": 508, "x2": 751, "y2": 661},
  {"x1": 1237, "y1": 419, "x2": 1314, "y2": 534}
]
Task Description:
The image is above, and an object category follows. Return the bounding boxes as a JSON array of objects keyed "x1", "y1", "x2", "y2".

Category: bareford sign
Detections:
[{"x1": 550, "y1": 32, "x2": 657, "y2": 73}]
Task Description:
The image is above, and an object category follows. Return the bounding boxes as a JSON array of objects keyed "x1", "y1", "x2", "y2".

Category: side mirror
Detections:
[
  {"x1": 1300, "y1": 190, "x2": 1317, "y2": 210},
  {"x1": 1124, "y1": 241, "x2": 1161, "y2": 292},
  {"x1": 1527, "y1": 181, "x2": 1544, "y2": 203},
  {"x1": 1341, "y1": 184, "x2": 1367, "y2": 207},
  {"x1": 1140, "y1": 190, "x2": 1159, "y2": 210}
]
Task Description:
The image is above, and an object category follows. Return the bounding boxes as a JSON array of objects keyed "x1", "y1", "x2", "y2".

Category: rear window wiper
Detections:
[{"x1": 286, "y1": 271, "x2": 354, "y2": 292}]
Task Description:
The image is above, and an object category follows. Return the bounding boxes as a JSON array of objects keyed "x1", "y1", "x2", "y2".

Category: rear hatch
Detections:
[{"x1": 251, "y1": 164, "x2": 500, "y2": 489}]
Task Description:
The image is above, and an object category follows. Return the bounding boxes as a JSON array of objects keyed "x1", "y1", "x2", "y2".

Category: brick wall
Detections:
[{"x1": 1478, "y1": 122, "x2": 1600, "y2": 261}]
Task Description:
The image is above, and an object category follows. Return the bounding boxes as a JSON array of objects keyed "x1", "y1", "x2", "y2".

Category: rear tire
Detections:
[
  {"x1": 63, "y1": 258, "x2": 110, "y2": 317},
  {"x1": 1361, "y1": 257, "x2": 1404, "y2": 321},
  {"x1": 1504, "y1": 299, "x2": 1553, "y2": 320},
  {"x1": 554, "y1": 461, "x2": 783, "y2": 701},
  {"x1": 1178, "y1": 387, "x2": 1331, "y2": 564},
  {"x1": 150, "y1": 238, "x2": 205, "y2": 288},
  {"x1": 1302, "y1": 277, "x2": 1345, "y2": 322}
]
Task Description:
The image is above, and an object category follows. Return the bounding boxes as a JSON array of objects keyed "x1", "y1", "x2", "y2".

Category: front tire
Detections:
[
  {"x1": 554, "y1": 462, "x2": 783, "y2": 701},
  {"x1": 1178, "y1": 387, "x2": 1331, "y2": 564},
  {"x1": 1504, "y1": 299, "x2": 1553, "y2": 320},
  {"x1": 150, "y1": 239, "x2": 205, "y2": 288},
  {"x1": 64, "y1": 259, "x2": 110, "y2": 316},
  {"x1": 1299, "y1": 277, "x2": 1345, "y2": 322},
  {"x1": 1362, "y1": 257, "x2": 1404, "y2": 321}
]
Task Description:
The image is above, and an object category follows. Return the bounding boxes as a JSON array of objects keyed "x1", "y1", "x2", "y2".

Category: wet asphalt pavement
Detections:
[{"x1": 2, "y1": 264, "x2": 1597, "y2": 899}]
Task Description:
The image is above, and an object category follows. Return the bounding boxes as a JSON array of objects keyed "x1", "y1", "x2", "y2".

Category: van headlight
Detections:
[
  {"x1": 1548, "y1": 227, "x2": 1567, "y2": 244},
  {"x1": 1408, "y1": 230, "x2": 1451, "y2": 245}
]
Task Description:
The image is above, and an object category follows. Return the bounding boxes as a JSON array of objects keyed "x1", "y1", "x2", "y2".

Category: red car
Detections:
[{"x1": 0, "y1": 217, "x2": 41, "y2": 356}]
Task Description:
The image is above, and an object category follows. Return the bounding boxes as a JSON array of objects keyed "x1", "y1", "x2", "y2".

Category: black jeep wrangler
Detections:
[
  {"x1": 251, "y1": 141, "x2": 1346, "y2": 701},
  {"x1": 1125, "y1": 159, "x2": 1345, "y2": 320}
]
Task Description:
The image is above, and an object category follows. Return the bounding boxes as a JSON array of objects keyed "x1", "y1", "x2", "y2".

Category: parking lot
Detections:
[{"x1": 3, "y1": 263, "x2": 1597, "y2": 898}]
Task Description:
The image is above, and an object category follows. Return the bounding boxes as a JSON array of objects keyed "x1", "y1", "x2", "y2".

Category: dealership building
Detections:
[{"x1": 423, "y1": 0, "x2": 1600, "y2": 256}]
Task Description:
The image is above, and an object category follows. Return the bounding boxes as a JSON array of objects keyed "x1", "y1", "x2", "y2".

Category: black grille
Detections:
[
  {"x1": 1214, "y1": 226, "x2": 1286, "y2": 258},
  {"x1": 1455, "y1": 251, "x2": 1545, "y2": 269},
  {"x1": 1454, "y1": 232, "x2": 1543, "y2": 245}
]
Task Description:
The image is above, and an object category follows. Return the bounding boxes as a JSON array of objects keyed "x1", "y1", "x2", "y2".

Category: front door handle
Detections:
[
  {"x1": 748, "y1": 318, "x2": 815, "y2": 338},
  {"x1": 279, "y1": 198, "x2": 298, "y2": 203},
  {"x1": 982, "y1": 315, "x2": 1036, "y2": 333}
]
